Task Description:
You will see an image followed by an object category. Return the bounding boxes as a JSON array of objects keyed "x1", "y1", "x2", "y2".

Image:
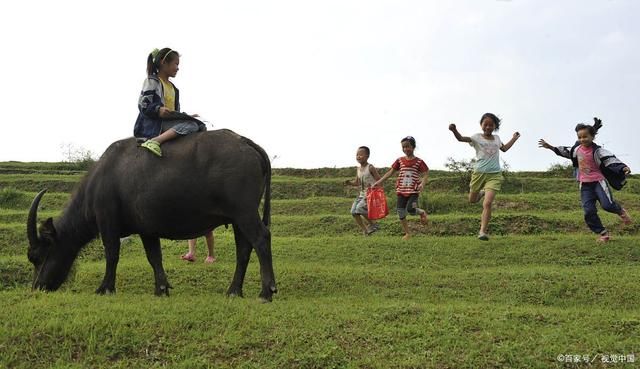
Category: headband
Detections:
[{"x1": 150, "y1": 48, "x2": 174, "y2": 64}]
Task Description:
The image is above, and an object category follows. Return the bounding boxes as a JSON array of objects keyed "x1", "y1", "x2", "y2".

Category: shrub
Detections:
[
  {"x1": 0, "y1": 187, "x2": 29, "y2": 209},
  {"x1": 546, "y1": 163, "x2": 574, "y2": 178}
]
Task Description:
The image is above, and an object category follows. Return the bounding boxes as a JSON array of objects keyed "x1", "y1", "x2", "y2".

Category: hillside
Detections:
[{"x1": 0, "y1": 162, "x2": 638, "y2": 368}]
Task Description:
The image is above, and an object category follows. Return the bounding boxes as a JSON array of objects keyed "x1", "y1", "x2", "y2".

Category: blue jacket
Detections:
[
  {"x1": 552, "y1": 142, "x2": 628, "y2": 190},
  {"x1": 133, "y1": 76, "x2": 180, "y2": 138}
]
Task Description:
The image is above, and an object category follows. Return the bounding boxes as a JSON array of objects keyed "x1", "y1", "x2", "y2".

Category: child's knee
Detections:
[{"x1": 582, "y1": 205, "x2": 597, "y2": 216}]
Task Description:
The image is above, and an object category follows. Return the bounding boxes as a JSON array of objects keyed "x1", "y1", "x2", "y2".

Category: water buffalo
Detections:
[{"x1": 27, "y1": 129, "x2": 277, "y2": 301}]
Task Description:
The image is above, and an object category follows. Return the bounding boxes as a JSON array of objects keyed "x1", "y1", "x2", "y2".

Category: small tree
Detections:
[
  {"x1": 444, "y1": 157, "x2": 476, "y2": 192},
  {"x1": 59, "y1": 142, "x2": 97, "y2": 170}
]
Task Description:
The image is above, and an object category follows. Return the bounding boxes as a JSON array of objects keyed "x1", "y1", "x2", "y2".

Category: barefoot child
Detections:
[
  {"x1": 345, "y1": 146, "x2": 382, "y2": 235},
  {"x1": 181, "y1": 231, "x2": 216, "y2": 263},
  {"x1": 373, "y1": 136, "x2": 429, "y2": 240},
  {"x1": 449, "y1": 113, "x2": 520, "y2": 241},
  {"x1": 539, "y1": 117, "x2": 632, "y2": 242}
]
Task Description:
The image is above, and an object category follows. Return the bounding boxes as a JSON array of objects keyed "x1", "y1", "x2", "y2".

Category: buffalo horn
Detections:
[{"x1": 27, "y1": 189, "x2": 47, "y2": 249}]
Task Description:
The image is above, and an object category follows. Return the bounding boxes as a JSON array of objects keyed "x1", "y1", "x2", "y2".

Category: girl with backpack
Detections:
[{"x1": 539, "y1": 117, "x2": 632, "y2": 242}]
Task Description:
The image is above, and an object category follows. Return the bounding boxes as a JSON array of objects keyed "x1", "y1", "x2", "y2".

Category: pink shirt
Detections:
[{"x1": 576, "y1": 145, "x2": 605, "y2": 183}]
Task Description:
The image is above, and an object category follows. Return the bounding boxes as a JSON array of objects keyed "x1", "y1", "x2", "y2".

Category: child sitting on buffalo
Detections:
[{"x1": 133, "y1": 47, "x2": 205, "y2": 157}]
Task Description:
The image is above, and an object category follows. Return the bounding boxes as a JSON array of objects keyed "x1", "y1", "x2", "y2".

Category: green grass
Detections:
[
  {"x1": 2, "y1": 235, "x2": 640, "y2": 368},
  {"x1": 1, "y1": 162, "x2": 639, "y2": 368}
]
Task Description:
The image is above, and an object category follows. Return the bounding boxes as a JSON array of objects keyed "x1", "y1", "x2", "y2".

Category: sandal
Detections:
[
  {"x1": 478, "y1": 232, "x2": 489, "y2": 241},
  {"x1": 180, "y1": 253, "x2": 195, "y2": 262},
  {"x1": 141, "y1": 140, "x2": 162, "y2": 157},
  {"x1": 420, "y1": 211, "x2": 428, "y2": 225},
  {"x1": 597, "y1": 232, "x2": 610, "y2": 243},
  {"x1": 619, "y1": 208, "x2": 632, "y2": 225}
]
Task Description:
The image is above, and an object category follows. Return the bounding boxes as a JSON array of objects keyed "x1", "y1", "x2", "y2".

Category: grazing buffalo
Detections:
[{"x1": 27, "y1": 129, "x2": 277, "y2": 301}]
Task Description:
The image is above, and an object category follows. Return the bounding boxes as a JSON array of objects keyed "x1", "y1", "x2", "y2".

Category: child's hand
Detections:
[
  {"x1": 448, "y1": 123, "x2": 457, "y2": 131},
  {"x1": 538, "y1": 139, "x2": 552, "y2": 149},
  {"x1": 158, "y1": 107, "x2": 172, "y2": 118},
  {"x1": 417, "y1": 182, "x2": 425, "y2": 192},
  {"x1": 513, "y1": 132, "x2": 521, "y2": 140},
  {"x1": 623, "y1": 167, "x2": 631, "y2": 176}
]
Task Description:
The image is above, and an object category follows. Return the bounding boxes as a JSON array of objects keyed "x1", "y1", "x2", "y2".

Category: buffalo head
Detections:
[{"x1": 27, "y1": 190, "x2": 74, "y2": 291}]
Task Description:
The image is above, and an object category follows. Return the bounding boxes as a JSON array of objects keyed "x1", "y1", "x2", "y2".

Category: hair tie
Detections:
[{"x1": 151, "y1": 48, "x2": 160, "y2": 63}]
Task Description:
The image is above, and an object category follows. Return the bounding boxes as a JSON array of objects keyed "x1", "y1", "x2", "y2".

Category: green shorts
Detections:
[{"x1": 469, "y1": 172, "x2": 504, "y2": 193}]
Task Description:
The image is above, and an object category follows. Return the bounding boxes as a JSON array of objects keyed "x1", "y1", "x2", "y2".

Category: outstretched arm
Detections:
[
  {"x1": 373, "y1": 168, "x2": 397, "y2": 187},
  {"x1": 449, "y1": 124, "x2": 472, "y2": 143},
  {"x1": 501, "y1": 132, "x2": 521, "y2": 152},
  {"x1": 344, "y1": 174, "x2": 360, "y2": 187},
  {"x1": 538, "y1": 138, "x2": 554, "y2": 151},
  {"x1": 538, "y1": 138, "x2": 573, "y2": 159}
]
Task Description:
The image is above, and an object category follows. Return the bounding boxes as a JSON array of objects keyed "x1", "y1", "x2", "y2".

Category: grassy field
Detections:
[{"x1": 0, "y1": 162, "x2": 639, "y2": 368}]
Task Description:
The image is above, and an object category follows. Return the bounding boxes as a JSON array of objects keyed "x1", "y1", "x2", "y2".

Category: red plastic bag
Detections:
[{"x1": 366, "y1": 187, "x2": 389, "y2": 220}]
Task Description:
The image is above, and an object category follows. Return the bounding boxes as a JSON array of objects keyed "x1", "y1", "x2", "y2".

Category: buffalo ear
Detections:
[{"x1": 40, "y1": 218, "x2": 57, "y2": 242}]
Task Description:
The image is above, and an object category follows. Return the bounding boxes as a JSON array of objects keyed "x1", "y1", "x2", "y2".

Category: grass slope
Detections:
[{"x1": 0, "y1": 162, "x2": 639, "y2": 368}]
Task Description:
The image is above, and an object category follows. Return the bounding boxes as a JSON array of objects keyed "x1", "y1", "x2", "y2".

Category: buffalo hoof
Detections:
[
  {"x1": 258, "y1": 291, "x2": 274, "y2": 302},
  {"x1": 258, "y1": 296, "x2": 272, "y2": 303},
  {"x1": 155, "y1": 283, "x2": 171, "y2": 296},
  {"x1": 227, "y1": 287, "x2": 244, "y2": 298},
  {"x1": 258, "y1": 283, "x2": 277, "y2": 302},
  {"x1": 95, "y1": 285, "x2": 116, "y2": 295}
]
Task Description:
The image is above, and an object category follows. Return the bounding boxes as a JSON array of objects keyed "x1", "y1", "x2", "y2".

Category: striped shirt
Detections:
[{"x1": 391, "y1": 157, "x2": 429, "y2": 196}]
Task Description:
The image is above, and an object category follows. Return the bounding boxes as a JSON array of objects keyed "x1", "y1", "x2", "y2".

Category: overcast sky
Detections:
[{"x1": 2, "y1": 0, "x2": 638, "y2": 171}]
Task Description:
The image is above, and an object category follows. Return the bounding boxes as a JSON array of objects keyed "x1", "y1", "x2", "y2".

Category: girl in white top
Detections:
[
  {"x1": 449, "y1": 113, "x2": 520, "y2": 241},
  {"x1": 345, "y1": 146, "x2": 382, "y2": 235}
]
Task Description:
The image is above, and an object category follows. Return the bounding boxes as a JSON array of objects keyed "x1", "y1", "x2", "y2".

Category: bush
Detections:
[
  {"x1": 0, "y1": 187, "x2": 30, "y2": 209},
  {"x1": 546, "y1": 163, "x2": 574, "y2": 178}
]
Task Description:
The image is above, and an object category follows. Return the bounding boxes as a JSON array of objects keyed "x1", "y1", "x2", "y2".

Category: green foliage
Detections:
[
  {"x1": 546, "y1": 162, "x2": 575, "y2": 177},
  {"x1": 443, "y1": 157, "x2": 475, "y2": 192},
  {"x1": 0, "y1": 187, "x2": 30, "y2": 209}
]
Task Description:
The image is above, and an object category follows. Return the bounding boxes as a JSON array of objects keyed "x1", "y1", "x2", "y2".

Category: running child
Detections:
[
  {"x1": 344, "y1": 146, "x2": 382, "y2": 235},
  {"x1": 538, "y1": 117, "x2": 632, "y2": 242},
  {"x1": 448, "y1": 113, "x2": 520, "y2": 241},
  {"x1": 373, "y1": 136, "x2": 429, "y2": 240}
]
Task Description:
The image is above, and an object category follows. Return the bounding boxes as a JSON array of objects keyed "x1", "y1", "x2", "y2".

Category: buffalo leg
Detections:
[
  {"x1": 139, "y1": 235, "x2": 171, "y2": 296},
  {"x1": 236, "y1": 216, "x2": 277, "y2": 302},
  {"x1": 96, "y1": 235, "x2": 121, "y2": 294},
  {"x1": 227, "y1": 223, "x2": 252, "y2": 297}
]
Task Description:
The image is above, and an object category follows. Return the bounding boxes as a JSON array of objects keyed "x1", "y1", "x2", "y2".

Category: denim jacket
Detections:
[
  {"x1": 552, "y1": 142, "x2": 628, "y2": 190},
  {"x1": 133, "y1": 76, "x2": 180, "y2": 138}
]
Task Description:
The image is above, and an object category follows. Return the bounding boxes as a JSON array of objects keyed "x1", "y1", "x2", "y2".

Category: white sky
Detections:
[{"x1": 1, "y1": 0, "x2": 639, "y2": 171}]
